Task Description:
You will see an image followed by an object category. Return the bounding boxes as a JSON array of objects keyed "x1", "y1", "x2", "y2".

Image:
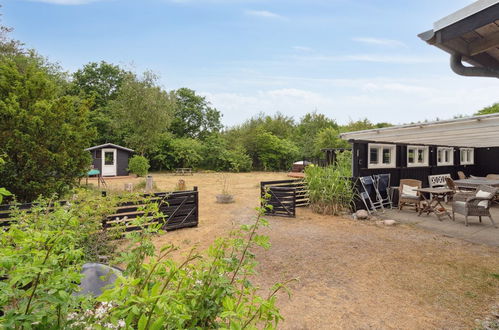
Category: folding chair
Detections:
[
  {"x1": 373, "y1": 173, "x2": 392, "y2": 209},
  {"x1": 359, "y1": 176, "x2": 384, "y2": 213}
]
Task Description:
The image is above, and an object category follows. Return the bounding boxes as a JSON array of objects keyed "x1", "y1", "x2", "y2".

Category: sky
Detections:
[{"x1": 4, "y1": 0, "x2": 499, "y2": 127}]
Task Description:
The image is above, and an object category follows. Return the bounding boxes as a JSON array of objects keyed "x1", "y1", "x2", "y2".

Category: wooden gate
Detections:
[
  {"x1": 260, "y1": 179, "x2": 309, "y2": 217},
  {"x1": 103, "y1": 188, "x2": 199, "y2": 232}
]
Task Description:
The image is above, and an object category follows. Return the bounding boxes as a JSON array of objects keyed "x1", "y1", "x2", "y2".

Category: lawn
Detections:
[{"x1": 89, "y1": 172, "x2": 499, "y2": 329}]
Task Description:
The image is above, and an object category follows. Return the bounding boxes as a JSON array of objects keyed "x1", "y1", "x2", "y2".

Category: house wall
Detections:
[
  {"x1": 475, "y1": 147, "x2": 499, "y2": 177},
  {"x1": 352, "y1": 141, "x2": 480, "y2": 188},
  {"x1": 91, "y1": 149, "x2": 102, "y2": 173},
  {"x1": 116, "y1": 149, "x2": 131, "y2": 176}
]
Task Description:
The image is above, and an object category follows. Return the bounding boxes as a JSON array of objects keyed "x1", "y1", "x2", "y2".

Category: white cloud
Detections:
[
  {"x1": 28, "y1": 0, "x2": 99, "y2": 4},
  {"x1": 199, "y1": 76, "x2": 499, "y2": 127},
  {"x1": 353, "y1": 37, "x2": 406, "y2": 48},
  {"x1": 293, "y1": 46, "x2": 313, "y2": 52},
  {"x1": 245, "y1": 10, "x2": 283, "y2": 19},
  {"x1": 295, "y1": 54, "x2": 444, "y2": 64}
]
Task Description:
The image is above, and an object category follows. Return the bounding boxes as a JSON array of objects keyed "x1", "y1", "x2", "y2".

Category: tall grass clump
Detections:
[{"x1": 304, "y1": 151, "x2": 356, "y2": 215}]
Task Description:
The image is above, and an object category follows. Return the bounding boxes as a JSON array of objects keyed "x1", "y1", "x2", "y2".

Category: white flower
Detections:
[
  {"x1": 117, "y1": 320, "x2": 126, "y2": 328},
  {"x1": 195, "y1": 280, "x2": 202, "y2": 286},
  {"x1": 95, "y1": 306, "x2": 106, "y2": 319},
  {"x1": 104, "y1": 323, "x2": 116, "y2": 329},
  {"x1": 67, "y1": 312, "x2": 78, "y2": 321},
  {"x1": 84, "y1": 309, "x2": 94, "y2": 317}
]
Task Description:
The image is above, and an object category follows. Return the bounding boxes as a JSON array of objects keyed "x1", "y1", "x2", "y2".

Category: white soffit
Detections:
[{"x1": 340, "y1": 113, "x2": 499, "y2": 148}]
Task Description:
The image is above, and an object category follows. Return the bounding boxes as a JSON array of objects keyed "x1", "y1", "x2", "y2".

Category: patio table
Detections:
[
  {"x1": 415, "y1": 188, "x2": 453, "y2": 221},
  {"x1": 454, "y1": 178, "x2": 499, "y2": 189}
]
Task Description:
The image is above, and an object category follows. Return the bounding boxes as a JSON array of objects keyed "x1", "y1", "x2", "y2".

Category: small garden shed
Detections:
[{"x1": 85, "y1": 143, "x2": 134, "y2": 177}]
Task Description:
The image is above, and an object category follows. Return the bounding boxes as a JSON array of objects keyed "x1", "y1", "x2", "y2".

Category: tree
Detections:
[
  {"x1": 475, "y1": 103, "x2": 499, "y2": 115},
  {"x1": 170, "y1": 88, "x2": 222, "y2": 139},
  {"x1": 0, "y1": 53, "x2": 94, "y2": 201},
  {"x1": 295, "y1": 112, "x2": 338, "y2": 158},
  {"x1": 171, "y1": 138, "x2": 203, "y2": 168},
  {"x1": 70, "y1": 61, "x2": 131, "y2": 143},
  {"x1": 314, "y1": 127, "x2": 349, "y2": 154},
  {"x1": 108, "y1": 71, "x2": 174, "y2": 155}
]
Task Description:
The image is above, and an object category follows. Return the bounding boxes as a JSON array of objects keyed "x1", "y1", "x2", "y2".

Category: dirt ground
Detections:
[{"x1": 92, "y1": 172, "x2": 499, "y2": 329}]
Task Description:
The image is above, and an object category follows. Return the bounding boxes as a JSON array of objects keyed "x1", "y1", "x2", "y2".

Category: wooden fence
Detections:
[
  {"x1": 0, "y1": 188, "x2": 199, "y2": 233},
  {"x1": 260, "y1": 179, "x2": 309, "y2": 217},
  {"x1": 104, "y1": 189, "x2": 199, "y2": 232}
]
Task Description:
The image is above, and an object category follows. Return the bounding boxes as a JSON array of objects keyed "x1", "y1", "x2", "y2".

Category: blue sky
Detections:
[{"x1": 4, "y1": 0, "x2": 499, "y2": 126}]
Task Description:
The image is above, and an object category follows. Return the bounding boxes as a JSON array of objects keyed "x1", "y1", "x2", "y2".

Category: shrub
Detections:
[
  {"x1": 128, "y1": 155, "x2": 150, "y2": 176},
  {"x1": 224, "y1": 147, "x2": 252, "y2": 172},
  {"x1": 0, "y1": 194, "x2": 289, "y2": 329},
  {"x1": 305, "y1": 151, "x2": 356, "y2": 215}
]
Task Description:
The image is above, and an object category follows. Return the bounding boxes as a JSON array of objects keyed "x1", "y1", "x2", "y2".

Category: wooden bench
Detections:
[{"x1": 174, "y1": 168, "x2": 193, "y2": 176}]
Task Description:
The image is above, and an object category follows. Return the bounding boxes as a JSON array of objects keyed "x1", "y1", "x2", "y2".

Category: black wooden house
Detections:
[
  {"x1": 340, "y1": 114, "x2": 499, "y2": 187},
  {"x1": 85, "y1": 143, "x2": 134, "y2": 177}
]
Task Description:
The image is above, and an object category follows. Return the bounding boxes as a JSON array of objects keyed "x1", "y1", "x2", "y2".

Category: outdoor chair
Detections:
[
  {"x1": 451, "y1": 185, "x2": 497, "y2": 227},
  {"x1": 359, "y1": 176, "x2": 384, "y2": 213},
  {"x1": 398, "y1": 179, "x2": 422, "y2": 212},
  {"x1": 445, "y1": 177, "x2": 469, "y2": 197},
  {"x1": 373, "y1": 174, "x2": 392, "y2": 208},
  {"x1": 457, "y1": 171, "x2": 466, "y2": 180}
]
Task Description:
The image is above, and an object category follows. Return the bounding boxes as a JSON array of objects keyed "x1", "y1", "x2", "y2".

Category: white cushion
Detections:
[
  {"x1": 476, "y1": 190, "x2": 491, "y2": 208},
  {"x1": 402, "y1": 184, "x2": 418, "y2": 197}
]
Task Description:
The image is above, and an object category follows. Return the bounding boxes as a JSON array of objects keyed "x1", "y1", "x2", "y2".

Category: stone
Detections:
[
  {"x1": 355, "y1": 209, "x2": 369, "y2": 220},
  {"x1": 383, "y1": 219, "x2": 397, "y2": 226}
]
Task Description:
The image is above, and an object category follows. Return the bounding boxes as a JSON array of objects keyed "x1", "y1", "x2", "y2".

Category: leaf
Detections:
[{"x1": 137, "y1": 313, "x2": 148, "y2": 330}]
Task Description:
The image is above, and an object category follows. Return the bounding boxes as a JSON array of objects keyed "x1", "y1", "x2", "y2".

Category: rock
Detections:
[
  {"x1": 355, "y1": 209, "x2": 369, "y2": 220},
  {"x1": 383, "y1": 220, "x2": 397, "y2": 226}
]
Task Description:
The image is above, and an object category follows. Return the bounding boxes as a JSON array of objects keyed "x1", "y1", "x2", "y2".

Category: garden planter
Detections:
[{"x1": 216, "y1": 194, "x2": 234, "y2": 204}]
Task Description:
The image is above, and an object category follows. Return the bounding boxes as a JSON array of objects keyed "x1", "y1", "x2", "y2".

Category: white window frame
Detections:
[
  {"x1": 460, "y1": 148, "x2": 474, "y2": 165},
  {"x1": 407, "y1": 145, "x2": 429, "y2": 167},
  {"x1": 437, "y1": 147, "x2": 454, "y2": 166},
  {"x1": 368, "y1": 143, "x2": 396, "y2": 169}
]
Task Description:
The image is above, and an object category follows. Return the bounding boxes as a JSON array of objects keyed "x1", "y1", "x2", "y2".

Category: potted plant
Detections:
[{"x1": 216, "y1": 173, "x2": 234, "y2": 203}]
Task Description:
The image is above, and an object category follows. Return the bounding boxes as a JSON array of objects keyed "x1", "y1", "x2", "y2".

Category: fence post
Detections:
[
  {"x1": 145, "y1": 175, "x2": 153, "y2": 193},
  {"x1": 193, "y1": 186, "x2": 199, "y2": 225}
]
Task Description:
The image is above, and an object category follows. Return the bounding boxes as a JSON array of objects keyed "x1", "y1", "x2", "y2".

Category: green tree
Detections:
[
  {"x1": 295, "y1": 112, "x2": 338, "y2": 158},
  {"x1": 171, "y1": 137, "x2": 203, "y2": 168},
  {"x1": 108, "y1": 71, "x2": 174, "y2": 155},
  {"x1": 314, "y1": 127, "x2": 349, "y2": 154},
  {"x1": 0, "y1": 53, "x2": 94, "y2": 201},
  {"x1": 70, "y1": 61, "x2": 131, "y2": 143},
  {"x1": 475, "y1": 103, "x2": 499, "y2": 115},
  {"x1": 170, "y1": 88, "x2": 222, "y2": 139},
  {"x1": 253, "y1": 129, "x2": 299, "y2": 171}
]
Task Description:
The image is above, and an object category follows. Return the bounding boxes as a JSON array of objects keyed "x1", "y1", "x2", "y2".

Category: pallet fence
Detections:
[{"x1": 260, "y1": 179, "x2": 309, "y2": 217}]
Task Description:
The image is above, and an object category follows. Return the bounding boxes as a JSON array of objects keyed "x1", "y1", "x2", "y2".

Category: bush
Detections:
[
  {"x1": 128, "y1": 155, "x2": 150, "y2": 176},
  {"x1": 0, "y1": 194, "x2": 289, "y2": 329},
  {"x1": 305, "y1": 152, "x2": 356, "y2": 216}
]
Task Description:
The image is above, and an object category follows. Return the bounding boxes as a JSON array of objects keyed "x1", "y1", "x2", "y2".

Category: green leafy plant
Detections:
[
  {"x1": 305, "y1": 151, "x2": 356, "y2": 215},
  {"x1": 0, "y1": 192, "x2": 290, "y2": 329},
  {"x1": 0, "y1": 187, "x2": 11, "y2": 204},
  {"x1": 128, "y1": 155, "x2": 150, "y2": 177}
]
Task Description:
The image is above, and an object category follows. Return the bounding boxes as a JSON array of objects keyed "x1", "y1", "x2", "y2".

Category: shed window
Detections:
[
  {"x1": 368, "y1": 144, "x2": 396, "y2": 169},
  {"x1": 437, "y1": 147, "x2": 454, "y2": 166},
  {"x1": 460, "y1": 148, "x2": 474, "y2": 165},
  {"x1": 407, "y1": 146, "x2": 428, "y2": 167}
]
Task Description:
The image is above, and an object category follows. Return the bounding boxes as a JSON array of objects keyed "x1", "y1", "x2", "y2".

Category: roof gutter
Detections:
[{"x1": 450, "y1": 53, "x2": 499, "y2": 78}]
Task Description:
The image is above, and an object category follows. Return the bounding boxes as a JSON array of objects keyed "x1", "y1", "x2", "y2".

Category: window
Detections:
[
  {"x1": 460, "y1": 148, "x2": 474, "y2": 165},
  {"x1": 407, "y1": 146, "x2": 428, "y2": 167},
  {"x1": 368, "y1": 144, "x2": 396, "y2": 169},
  {"x1": 437, "y1": 147, "x2": 454, "y2": 166}
]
